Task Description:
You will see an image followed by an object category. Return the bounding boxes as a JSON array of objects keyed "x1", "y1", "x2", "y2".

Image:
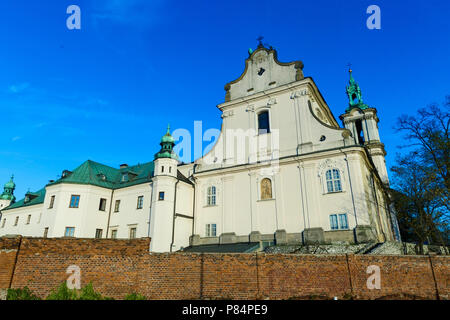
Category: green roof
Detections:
[
  {"x1": 3, "y1": 188, "x2": 46, "y2": 211},
  {"x1": 3, "y1": 159, "x2": 192, "y2": 212},
  {"x1": 2, "y1": 160, "x2": 155, "y2": 211},
  {"x1": 47, "y1": 160, "x2": 155, "y2": 190}
]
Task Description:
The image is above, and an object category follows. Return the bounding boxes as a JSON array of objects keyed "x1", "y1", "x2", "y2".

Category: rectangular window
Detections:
[
  {"x1": 49, "y1": 195, "x2": 55, "y2": 209},
  {"x1": 95, "y1": 229, "x2": 103, "y2": 239},
  {"x1": 330, "y1": 214, "x2": 339, "y2": 230},
  {"x1": 69, "y1": 195, "x2": 80, "y2": 208},
  {"x1": 207, "y1": 186, "x2": 216, "y2": 206},
  {"x1": 99, "y1": 198, "x2": 107, "y2": 211},
  {"x1": 330, "y1": 214, "x2": 349, "y2": 230},
  {"x1": 1, "y1": 219, "x2": 6, "y2": 228},
  {"x1": 137, "y1": 196, "x2": 144, "y2": 209},
  {"x1": 129, "y1": 227, "x2": 137, "y2": 239},
  {"x1": 14, "y1": 216, "x2": 19, "y2": 226},
  {"x1": 327, "y1": 181, "x2": 334, "y2": 193},
  {"x1": 114, "y1": 200, "x2": 120, "y2": 212},
  {"x1": 111, "y1": 229, "x2": 118, "y2": 239},
  {"x1": 258, "y1": 111, "x2": 270, "y2": 134},
  {"x1": 159, "y1": 192, "x2": 165, "y2": 201},
  {"x1": 26, "y1": 215, "x2": 31, "y2": 225},
  {"x1": 65, "y1": 227, "x2": 75, "y2": 237},
  {"x1": 43, "y1": 227, "x2": 49, "y2": 238},
  {"x1": 205, "y1": 224, "x2": 217, "y2": 237},
  {"x1": 339, "y1": 214, "x2": 349, "y2": 229}
]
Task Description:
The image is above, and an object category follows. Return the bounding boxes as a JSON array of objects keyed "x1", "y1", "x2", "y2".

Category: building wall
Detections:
[
  {"x1": 193, "y1": 147, "x2": 393, "y2": 242},
  {"x1": 1, "y1": 237, "x2": 448, "y2": 300},
  {"x1": 46, "y1": 184, "x2": 113, "y2": 238},
  {"x1": 0, "y1": 199, "x2": 11, "y2": 211},
  {"x1": 0, "y1": 203, "x2": 44, "y2": 237},
  {"x1": 0, "y1": 180, "x2": 192, "y2": 251},
  {"x1": 188, "y1": 66, "x2": 394, "y2": 243},
  {"x1": 108, "y1": 183, "x2": 153, "y2": 239}
]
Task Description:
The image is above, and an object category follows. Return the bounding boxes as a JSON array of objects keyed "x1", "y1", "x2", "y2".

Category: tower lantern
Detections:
[
  {"x1": 0, "y1": 175, "x2": 16, "y2": 209},
  {"x1": 340, "y1": 70, "x2": 389, "y2": 185}
]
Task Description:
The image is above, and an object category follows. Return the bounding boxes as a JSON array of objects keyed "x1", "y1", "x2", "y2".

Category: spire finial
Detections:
[
  {"x1": 345, "y1": 66, "x2": 370, "y2": 112},
  {"x1": 347, "y1": 63, "x2": 354, "y2": 83},
  {"x1": 166, "y1": 124, "x2": 171, "y2": 135},
  {"x1": 257, "y1": 36, "x2": 264, "y2": 48}
]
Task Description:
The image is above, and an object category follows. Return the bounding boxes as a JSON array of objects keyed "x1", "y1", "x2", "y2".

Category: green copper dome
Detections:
[
  {"x1": 4, "y1": 176, "x2": 15, "y2": 189},
  {"x1": 1, "y1": 175, "x2": 16, "y2": 202},
  {"x1": 161, "y1": 125, "x2": 175, "y2": 144},
  {"x1": 154, "y1": 125, "x2": 179, "y2": 161},
  {"x1": 345, "y1": 69, "x2": 370, "y2": 112}
]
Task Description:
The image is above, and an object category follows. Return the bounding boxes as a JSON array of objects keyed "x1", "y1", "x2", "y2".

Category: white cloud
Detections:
[
  {"x1": 11, "y1": 136, "x2": 21, "y2": 142},
  {"x1": 9, "y1": 82, "x2": 30, "y2": 94}
]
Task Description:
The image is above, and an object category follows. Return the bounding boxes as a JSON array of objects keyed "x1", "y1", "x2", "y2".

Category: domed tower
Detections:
[
  {"x1": 0, "y1": 175, "x2": 16, "y2": 210},
  {"x1": 153, "y1": 124, "x2": 179, "y2": 177},
  {"x1": 149, "y1": 125, "x2": 180, "y2": 252},
  {"x1": 339, "y1": 69, "x2": 389, "y2": 185}
]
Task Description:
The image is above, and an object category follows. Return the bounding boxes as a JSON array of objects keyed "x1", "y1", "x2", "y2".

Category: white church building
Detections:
[{"x1": 0, "y1": 45, "x2": 400, "y2": 252}]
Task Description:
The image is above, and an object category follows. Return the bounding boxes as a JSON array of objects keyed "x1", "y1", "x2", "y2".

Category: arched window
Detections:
[
  {"x1": 355, "y1": 120, "x2": 364, "y2": 144},
  {"x1": 326, "y1": 169, "x2": 342, "y2": 193},
  {"x1": 258, "y1": 111, "x2": 270, "y2": 134},
  {"x1": 260, "y1": 178, "x2": 273, "y2": 200},
  {"x1": 207, "y1": 186, "x2": 216, "y2": 206}
]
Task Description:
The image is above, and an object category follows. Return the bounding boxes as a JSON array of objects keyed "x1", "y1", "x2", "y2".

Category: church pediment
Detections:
[{"x1": 224, "y1": 47, "x2": 304, "y2": 102}]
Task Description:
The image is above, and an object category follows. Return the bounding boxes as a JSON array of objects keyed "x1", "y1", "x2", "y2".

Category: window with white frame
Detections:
[
  {"x1": 207, "y1": 186, "x2": 216, "y2": 206},
  {"x1": 137, "y1": 196, "x2": 144, "y2": 209},
  {"x1": 129, "y1": 227, "x2": 137, "y2": 239},
  {"x1": 49, "y1": 195, "x2": 55, "y2": 209},
  {"x1": 326, "y1": 169, "x2": 342, "y2": 193},
  {"x1": 99, "y1": 198, "x2": 107, "y2": 211},
  {"x1": 65, "y1": 227, "x2": 75, "y2": 237},
  {"x1": 205, "y1": 224, "x2": 217, "y2": 237},
  {"x1": 258, "y1": 110, "x2": 270, "y2": 134},
  {"x1": 114, "y1": 200, "x2": 120, "y2": 212},
  {"x1": 330, "y1": 214, "x2": 348, "y2": 230},
  {"x1": 69, "y1": 195, "x2": 80, "y2": 208},
  {"x1": 1, "y1": 218, "x2": 6, "y2": 228}
]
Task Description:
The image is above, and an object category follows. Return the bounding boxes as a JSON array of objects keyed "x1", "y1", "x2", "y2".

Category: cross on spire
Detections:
[{"x1": 257, "y1": 36, "x2": 264, "y2": 48}]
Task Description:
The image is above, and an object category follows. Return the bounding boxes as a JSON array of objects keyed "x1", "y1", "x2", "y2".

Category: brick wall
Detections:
[
  {"x1": 8, "y1": 237, "x2": 149, "y2": 299},
  {"x1": 0, "y1": 237, "x2": 21, "y2": 290},
  {"x1": 0, "y1": 236, "x2": 448, "y2": 300}
]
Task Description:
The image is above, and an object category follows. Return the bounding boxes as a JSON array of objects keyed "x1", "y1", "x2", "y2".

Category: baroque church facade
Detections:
[{"x1": 0, "y1": 45, "x2": 401, "y2": 252}]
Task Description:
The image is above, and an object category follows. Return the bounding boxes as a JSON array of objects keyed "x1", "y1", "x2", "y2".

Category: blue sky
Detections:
[{"x1": 1, "y1": 0, "x2": 449, "y2": 199}]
